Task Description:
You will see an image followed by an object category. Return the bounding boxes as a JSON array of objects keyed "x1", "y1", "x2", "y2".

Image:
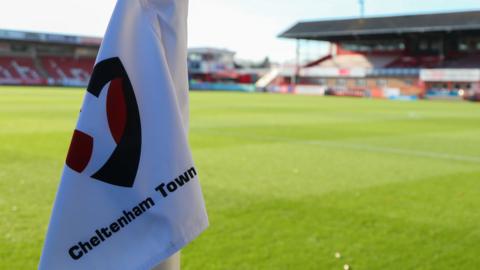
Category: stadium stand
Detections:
[
  {"x1": 442, "y1": 54, "x2": 480, "y2": 68},
  {"x1": 309, "y1": 54, "x2": 398, "y2": 69},
  {"x1": 40, "y1": 56, "x2": 94, "y2": 84},
  {"x1": 0, "y1": 56, "x2": 45, "y2": 85},
  {"x1": 0, "y1": 29, "x2": 100, "y2": 86},
  {"x1": 278, "y1": 10, "x2": 480, "y2": 100},
  {"x1": 385, "y1": 55, "x2": 444, "y2": 68}
]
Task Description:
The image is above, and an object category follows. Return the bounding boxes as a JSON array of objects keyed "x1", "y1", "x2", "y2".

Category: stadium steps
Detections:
[
  {"x1": 255, "y1": 68, "x2": 279, "y2": 89},
  {"x1": 33, "y1": 57, "x2": 49, "y2": 79}
]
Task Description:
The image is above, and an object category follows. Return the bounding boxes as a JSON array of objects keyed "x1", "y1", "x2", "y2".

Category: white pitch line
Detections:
[
  {"x1": 213, "y1": 132, "x2": 480, "y2": 164},
  {"x1": 301, "y1": 140, "x2": 480, "y2": 163}
]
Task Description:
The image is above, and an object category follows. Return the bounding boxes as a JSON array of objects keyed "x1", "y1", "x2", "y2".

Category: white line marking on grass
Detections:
[
  {"x1": 214, "y1": 132, "x2": 480, "y2": 164},
  {"x1": 301, "y1": 140, "x2": 480, "y2": 163}
]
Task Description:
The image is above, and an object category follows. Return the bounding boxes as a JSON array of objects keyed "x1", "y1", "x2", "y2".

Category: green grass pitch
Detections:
[{"x1": 1, "y1": 86, "x2": 480, "y2": 269}]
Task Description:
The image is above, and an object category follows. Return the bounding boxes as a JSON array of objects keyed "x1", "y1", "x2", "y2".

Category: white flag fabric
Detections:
[{"x1": 39, "y1": 0, "x2": 208, "y2": 269}]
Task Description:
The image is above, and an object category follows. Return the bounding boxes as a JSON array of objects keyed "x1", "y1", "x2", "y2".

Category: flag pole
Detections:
[{"x1": 151, "y1": 252, "x2": 180, "y2": 270}]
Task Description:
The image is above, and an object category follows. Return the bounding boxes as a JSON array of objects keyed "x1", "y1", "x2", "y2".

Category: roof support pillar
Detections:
[{"x1": 293, "y1": 39, "x2": 300, "y2": 85}]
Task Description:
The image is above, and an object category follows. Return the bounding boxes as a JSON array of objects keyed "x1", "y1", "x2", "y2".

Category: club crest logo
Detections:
[{"x1": 65, "y1": 57, "x2": 141, "y2": 188}]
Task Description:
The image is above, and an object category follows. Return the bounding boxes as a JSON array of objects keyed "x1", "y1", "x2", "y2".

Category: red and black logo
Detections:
[{"x1": 65, "y1": 57, "x2": 141, "y2": 188}]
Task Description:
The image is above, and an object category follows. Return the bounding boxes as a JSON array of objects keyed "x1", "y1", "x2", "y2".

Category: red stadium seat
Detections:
[
  {"x1": 0, "y1": 56, "x2": 45, "y2": 85},
  {"x1": 41, "y1": 56, "x2": 95, "y2": 84}
]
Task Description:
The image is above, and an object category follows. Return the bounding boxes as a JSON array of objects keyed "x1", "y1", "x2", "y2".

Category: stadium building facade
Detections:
[
  {"x1": 279, "y1": 10, "x2": 480, "y2": 100},
  {"x1": 187, "y1": 47, "x2": 268, "y2": 92}
]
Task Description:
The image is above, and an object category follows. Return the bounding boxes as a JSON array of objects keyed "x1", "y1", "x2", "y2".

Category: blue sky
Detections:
[{"x1": 1, "y1": 0, "x2": 480, "y2": 62}]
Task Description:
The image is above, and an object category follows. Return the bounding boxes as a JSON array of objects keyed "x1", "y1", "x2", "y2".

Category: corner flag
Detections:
[{"x1": 39, "y1": 0, "x2": 208, "y2": 269}]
